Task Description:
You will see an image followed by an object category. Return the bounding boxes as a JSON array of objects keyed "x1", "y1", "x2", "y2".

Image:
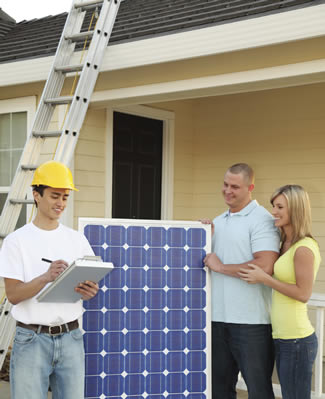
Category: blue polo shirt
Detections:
[{"x1": 211, "y1": 200, "x2": 280, "y2": 324}]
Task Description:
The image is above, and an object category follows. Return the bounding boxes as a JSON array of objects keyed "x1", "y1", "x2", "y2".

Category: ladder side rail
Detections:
[
  {"x1": 0, "y1": 300, "x2": 14, "y2": 340},
  {"x1": 0, "y1": 299, "x2": 15, "y2": 370},
  {"x1": 53, "y1": 0, "x2": 119, "y2": 162},
  {"x1": 0, "y1": 313, "x2": 15, "y2": 370},
  {"x1": 32, "y1": 5, "x2": 86, "y2": 132},
  {"x1": 0, "y1": 298, "x2": 11, "y2": 327},
  {"x1": 19, "y1": 1, "x2": 87, "y2": 136},
  {"x1": 54, "y1": 0, "x2": 122, "y2": 164}
]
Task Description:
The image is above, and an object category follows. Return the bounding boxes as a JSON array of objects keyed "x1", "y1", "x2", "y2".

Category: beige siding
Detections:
[
  {"x1": 187, "y1": 83, "x2": 325, "y2": 288},
  {"x1": 154, "y1": 83, "x2": 325, "y2": 351},
  {"x1": 156, "y1": 100, "x2": 196, "y2": 220},
  {"x1": 74, "y1": 108, "x2": 107, "y2": 227},
  {"x1": 154, "y1": 83, "x2": 325, "y2": 330}
]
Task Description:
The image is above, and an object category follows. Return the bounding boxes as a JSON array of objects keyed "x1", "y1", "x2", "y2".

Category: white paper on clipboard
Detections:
[{"x1": 37, "y1": 256, "x2": 114, "y2": 303}]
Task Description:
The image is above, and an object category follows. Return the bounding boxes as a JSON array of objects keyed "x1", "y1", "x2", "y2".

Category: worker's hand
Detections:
[
  {"x1": 238, "y1": 264, "x2": 267, "y2": 284},
  {"x1": 203, "y1": 253, "x2": 223, "y2": 273},
  {"x1": 44, "y1": 260, "x2": 69, "y2": 283},
  {"x1": 199, "y1": 219, "x2": 215, "y2": 235},
  {"x1": 75, "y1": 280, "x2": 99, "y2": 300}
]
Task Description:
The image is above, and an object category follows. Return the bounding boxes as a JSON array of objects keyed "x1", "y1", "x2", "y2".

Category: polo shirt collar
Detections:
[{"x1": 223, "y1": 199, "x2": 258, "y2": 218}]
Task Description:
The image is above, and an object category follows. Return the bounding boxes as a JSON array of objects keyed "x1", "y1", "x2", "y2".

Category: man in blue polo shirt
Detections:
[{"x1": 203, "y1": 163, "x2": 280, "y2": 399}]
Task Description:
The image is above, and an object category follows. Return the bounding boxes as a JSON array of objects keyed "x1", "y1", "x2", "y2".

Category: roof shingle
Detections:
[{"x1": 0, "y1": 0, "x2": 322, "y2": 64}]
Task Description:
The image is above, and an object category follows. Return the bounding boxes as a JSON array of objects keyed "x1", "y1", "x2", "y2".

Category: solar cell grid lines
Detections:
[{"x1": 80, "y1": 218, "x2": 211, "y2": 399}]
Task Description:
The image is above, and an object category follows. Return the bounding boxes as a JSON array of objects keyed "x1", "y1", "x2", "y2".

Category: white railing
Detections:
[
  {"x1": 309, "y1": 292, "x2": 325, "y2": 398},
  {"x1": 237, "y1": 292, "x2": 325, "y2": 398}
]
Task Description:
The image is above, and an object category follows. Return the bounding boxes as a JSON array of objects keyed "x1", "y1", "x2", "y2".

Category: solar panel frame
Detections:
[{"x1": 79, "y1": 218, "x2": 211, "y2": 399}]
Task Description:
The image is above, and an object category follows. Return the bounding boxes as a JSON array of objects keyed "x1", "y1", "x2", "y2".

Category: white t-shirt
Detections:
[{"x1": 0, "y1": 222, "x2": 94, "y2": 325}]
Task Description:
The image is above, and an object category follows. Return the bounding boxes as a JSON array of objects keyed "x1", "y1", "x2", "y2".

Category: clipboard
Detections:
[{"x1": 37, "y1": 256, "x2": 114, "y2": 303}]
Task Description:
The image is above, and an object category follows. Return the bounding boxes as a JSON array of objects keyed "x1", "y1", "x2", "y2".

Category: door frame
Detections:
[{"x1": 106, "y1": 105, "x2": 175, "y2": 220}]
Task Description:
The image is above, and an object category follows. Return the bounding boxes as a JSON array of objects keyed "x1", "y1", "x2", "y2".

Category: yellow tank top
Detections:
[{"x1": 271, "y1": 237, "x2": 321, "y2": 339}]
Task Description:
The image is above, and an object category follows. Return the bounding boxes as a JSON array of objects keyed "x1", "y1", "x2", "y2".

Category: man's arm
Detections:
[
  {"x1": 204, "y1": 250, "x2": 278, "y2": 278},
  {"x1": 4, "y1": 260, "x2": 68, "y2": 305}
]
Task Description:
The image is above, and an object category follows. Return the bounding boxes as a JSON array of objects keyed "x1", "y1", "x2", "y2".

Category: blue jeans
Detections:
[
  {"x1": 212, "y1": 322, "x2": 275, "y2": 399},
  {"x1": 10, "y1": 326, "x2": 85, "y2": 399},
  {"x1": 274, "y1": 332, "x2": 318, "y2": 399}
]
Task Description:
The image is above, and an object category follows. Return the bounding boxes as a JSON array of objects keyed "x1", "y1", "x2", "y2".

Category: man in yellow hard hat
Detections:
[{"x1": 0, "y1": 160, "x2": 99, "y2": 399}]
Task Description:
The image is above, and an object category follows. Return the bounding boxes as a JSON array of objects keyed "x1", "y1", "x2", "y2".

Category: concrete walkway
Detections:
[
  {"x1": 0, "y1": 380, "x2": 10, "y2": 397},
  {"x1": 0, "y1": 381, "x2": 258, "y2": 399},
  {"x1": 0, "y1": 380, "x2": 249, "y2": 399}
]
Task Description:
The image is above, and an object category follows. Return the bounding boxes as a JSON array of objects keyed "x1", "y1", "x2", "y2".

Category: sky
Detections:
[{"x1": 0, "y1": 0, "x2": 71, "y2": 22}]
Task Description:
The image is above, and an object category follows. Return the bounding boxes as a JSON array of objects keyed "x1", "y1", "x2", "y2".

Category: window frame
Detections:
[{"x1": 0, "y1": 96, "x2": 36, "y2": 222}]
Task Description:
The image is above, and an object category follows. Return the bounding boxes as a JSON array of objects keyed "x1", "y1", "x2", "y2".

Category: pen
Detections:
[{"x1": 41, "y1": 258, "x2": 52, "y2": 263}]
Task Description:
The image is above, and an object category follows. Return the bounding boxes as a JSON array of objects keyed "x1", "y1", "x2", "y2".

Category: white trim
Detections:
[
  {"x1": 105, "y1": 105, "x2": 175, "y2": 220},
  {"x1": 0, "y1": 4, "x2": 325, "y2": 87},
  {"x1": 99, "y1": 4, "x2": 325, "y2": 72},
  {"x1": 105, "y1": 108, "x2": 114, "y2": 218},
  {"x1": 89, "y1": 59, "x2": 325, "y2": 106},
  {"x1": 0, "y1": 96, "x2": 37, "y2": 222},
  {"x1": 0, "y1": 96, "x2": 36, "y2": 130}
]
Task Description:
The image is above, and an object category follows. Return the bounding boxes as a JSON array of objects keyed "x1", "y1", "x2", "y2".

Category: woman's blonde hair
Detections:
[{"x1": 270, "y1": 184, "x2": 314, "y2": 246}]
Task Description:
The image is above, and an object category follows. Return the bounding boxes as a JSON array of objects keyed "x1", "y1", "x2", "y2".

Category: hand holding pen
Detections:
[{"x1": 41, "y1": 258, "x2": 68, "y2": 282}]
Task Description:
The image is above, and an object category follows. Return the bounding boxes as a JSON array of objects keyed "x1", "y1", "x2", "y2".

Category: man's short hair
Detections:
[
  {"x1": 227, "y1": 163, "x2": 255, "y2": 185},
  {"x1": 32, "y1": 185, "x2": 49, "y2": 207},
  {"x1": 32, "y1": 185, "x2": 48, "y2": 196}
]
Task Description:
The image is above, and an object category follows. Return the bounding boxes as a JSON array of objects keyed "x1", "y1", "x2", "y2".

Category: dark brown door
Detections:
[{"x1": 112, "y1": 111, "x2": 163, "y2": 219}]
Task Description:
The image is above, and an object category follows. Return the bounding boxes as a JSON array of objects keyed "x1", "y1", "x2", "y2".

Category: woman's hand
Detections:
[{"x1": 238, "y1": 263, "x2": 268, "y2": 284}]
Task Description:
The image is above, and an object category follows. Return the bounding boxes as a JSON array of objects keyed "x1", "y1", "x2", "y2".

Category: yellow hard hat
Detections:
[{"x1": 31, "y1": 161, "x2": 78, "y2": 191}]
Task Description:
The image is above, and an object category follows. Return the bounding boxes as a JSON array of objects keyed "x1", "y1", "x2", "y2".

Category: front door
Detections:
[{"x1": 112, "y1": 111, "x2": 163, "y2": 220}]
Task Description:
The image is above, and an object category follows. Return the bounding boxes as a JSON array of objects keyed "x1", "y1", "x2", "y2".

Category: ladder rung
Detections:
[
  {"x1": 9, "y1": 199, "x2": 34, "y2": 205},
  {"x1": 44, "y1": 96, "x2": 73, "y2": 105},
  {"x1": 74, "y1": 0, "x2": 104, "y2": 10},
  {"x1": 21, "y1": 164, "x2": 37, "y2": 171},
  {"x1": 65, "y1": 31, "x2": 94, "y2": 42},
  {"x1": 55, "y1": 64, "x2": 83, "y2": 74},
  {"x1": 32, "y1": 131, "x2": 62, "y2": 138}
]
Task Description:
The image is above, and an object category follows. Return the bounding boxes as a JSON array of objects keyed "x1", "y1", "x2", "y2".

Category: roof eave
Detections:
[{"x1": 0, "y1": 4, "x2": 324, "y2": 88}]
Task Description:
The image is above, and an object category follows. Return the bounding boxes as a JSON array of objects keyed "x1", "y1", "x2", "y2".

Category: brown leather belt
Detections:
[{"x1": 17, "y1": 320, "x2": 79, "y2": 336}]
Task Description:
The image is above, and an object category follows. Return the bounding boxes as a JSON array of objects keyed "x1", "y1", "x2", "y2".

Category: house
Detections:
[
  {"x1": 1, "y1": 0, "x2": 324, "y2": 278},
  {"x1": 1, "y1": 0, "x2": 325, "y2": 395},
  {"x1": 0, "y1": 0, "x2": 325, "y2": 355}
]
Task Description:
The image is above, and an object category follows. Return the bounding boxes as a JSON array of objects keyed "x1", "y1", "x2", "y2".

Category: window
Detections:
[{"x1": 0, "y1": 97, "x2": 36, "y2": 228}]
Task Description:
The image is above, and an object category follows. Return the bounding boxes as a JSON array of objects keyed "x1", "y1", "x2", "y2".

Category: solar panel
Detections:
[{"x1": 79, "y1": 218, "x2": 211, "y2": 399}]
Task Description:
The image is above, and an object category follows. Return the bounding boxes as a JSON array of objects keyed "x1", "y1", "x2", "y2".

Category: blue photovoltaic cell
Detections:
[{"x1": 81, "y1": 220, "x2": 210, "y2": 399}]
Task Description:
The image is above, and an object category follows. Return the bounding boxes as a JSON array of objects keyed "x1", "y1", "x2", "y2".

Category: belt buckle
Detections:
[{"x1": 49, "y1": 325, "x2": 63, "y2": 336}]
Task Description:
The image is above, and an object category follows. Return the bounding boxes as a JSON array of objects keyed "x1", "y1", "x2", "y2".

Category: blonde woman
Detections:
[{"x1": 239, "y1": 184, "x2": 321, "y2": 399}]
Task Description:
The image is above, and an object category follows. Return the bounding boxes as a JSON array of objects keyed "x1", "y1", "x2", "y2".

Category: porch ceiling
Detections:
[{"x1": 89, "y1": 59, "x2": 325, "y2": 107}]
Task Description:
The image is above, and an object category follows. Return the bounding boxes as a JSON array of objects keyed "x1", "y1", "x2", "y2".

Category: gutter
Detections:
[{"x1": 0, "y1": 4, "x2": 324, "y2": 88}]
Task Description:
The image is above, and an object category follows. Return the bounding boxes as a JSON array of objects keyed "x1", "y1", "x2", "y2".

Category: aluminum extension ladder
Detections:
[{"x1": 0, "y1": 0, "x2": 123, "y2": 370}]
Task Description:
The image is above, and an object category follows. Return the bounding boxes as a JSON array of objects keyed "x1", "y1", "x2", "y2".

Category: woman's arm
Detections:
[{"x1": 238, "y1": 246, "x2": 315, "y2": 303}]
